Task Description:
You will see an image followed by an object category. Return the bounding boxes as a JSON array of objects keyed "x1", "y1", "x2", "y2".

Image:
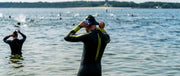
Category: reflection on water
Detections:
[
  {"x1": 5, "y1": 55, "x2": 25, "y2": 76},
  {"x1": 9, "y1": 55, "x2": 24, "y2": 69}
]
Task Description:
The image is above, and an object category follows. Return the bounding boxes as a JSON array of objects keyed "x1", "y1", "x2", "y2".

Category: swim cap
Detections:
[
  {"x1": 17, "y1": 22, "x2": 21, "y2": 25},
  {"x1": 85, "y1": 15, "x2": 99, "y2": 26},
  {"x1": 13, "y1": 31, "x2": 18, "y2": 37}
]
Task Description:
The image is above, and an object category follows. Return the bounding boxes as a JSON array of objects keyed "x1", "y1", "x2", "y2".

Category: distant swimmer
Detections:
[
  {"x1": 64, "y1": 15, "x2": 110, "y2": 76},
  {"x1": 131, "y1": 14, "x2": 134, "y2": 17},
  {"x1": 3, "y1": 30, "x2": 26, "y2": 56},
  {"x1": 9, "y1": 16, "x2": 11, "y2": 19},
  {"x1": 14, "y1": 22, "x2": 21, "y2": 27},
  {"x1": 30, "y1": 19, "x2": 35, "y2": 22},
  {"x1": 59, "y1": 18, "x2": 62, "y2": 20},
  {"x1": 116, "y1": 18, "x2": 119, "y2": 20},
  {"x1": 131, "y1": 14, "x2": 137, "y2": 17},
  {"x1": 58, "y1": 12, "x2": 61, "y2": 17},
  {"x1": 58, "y1": 12, "x2": 62, "y2": 20},
  {"x1": 106, "y1": 9, "x2": 108, "y2": 13}
]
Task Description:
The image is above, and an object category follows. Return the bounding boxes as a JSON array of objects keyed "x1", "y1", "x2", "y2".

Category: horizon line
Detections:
[{"x1": 0, "y1": 1, "x2": 179, "y2": 3}]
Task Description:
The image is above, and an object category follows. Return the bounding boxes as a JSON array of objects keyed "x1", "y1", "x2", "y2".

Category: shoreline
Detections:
[{"x1": 68, "y1": 7, "x2": 132, "y2": 9}]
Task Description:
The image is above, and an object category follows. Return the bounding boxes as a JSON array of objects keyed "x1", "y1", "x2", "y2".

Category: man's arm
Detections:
[
  {"x1": 98, "y1": 21, "x2": 107, "y2": 33},
  {"x1": 17, "y1": 30, "x2": 26, "y2": 41},
  {"x1": 64, "y1": 21, "x2": 89, "y2": 42},
  {"x1": 64, "y1": 25, "x2": 89, "y2": 42},
  {"x1": 99, "y1": 28, "x2": 110, "y2": 43},
  {"x1": 3, "y1": 35, "x2": 11, "y2": 44},
  {"x1": 98, "y1": 21, "x2": 110, "y2": 43},
  {"x1": 105, "y1": 33, "x2": 111, "y2": 43},
  {"x1": 20, "y1": 32, "x2": 26, "y2": 41},
  {"x1": 97, "y1": 28, "x2": 107, "y2": 33}
]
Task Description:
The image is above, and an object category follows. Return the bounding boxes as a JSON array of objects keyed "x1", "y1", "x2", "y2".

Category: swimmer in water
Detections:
[
  {"x1": 14, "y1": 22, "x2": 21, "y2": 27},
  {"x1": 30, "y1": 19, "x2": 35, "y2": 22},
  {"x1": 3, "y1": 30, "x2": 26, "y2": 56},
  {"x1": 64, "y1": 15, "x2": 110, "y2": 76},
  {"x1": 9, "y1": 16, "x2": 11, "y2": 19}
]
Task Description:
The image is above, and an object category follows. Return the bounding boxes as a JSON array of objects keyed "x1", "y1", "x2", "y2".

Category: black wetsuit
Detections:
[
  {"x1": 3, "y1": 33, "x2": 26, "y2": 55},
  {"x1": 64, "y1": 26, "x2": 110, "y2": 76}
]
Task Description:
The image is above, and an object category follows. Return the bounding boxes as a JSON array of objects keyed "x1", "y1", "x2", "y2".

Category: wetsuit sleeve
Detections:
[
  {"x1": 100, "y1": 28, "x2": 107, "y2": 33},
  {"x1": 19, "y1": 32, "x2": 26, "y2": 42},
  {"x1": 97, "y1": 28, "x2": 107, "y2": 33},
  {"x1": 64, "y1": 25, "x2": 89, "y2": 42},
  {"x1": 3, "y1": 36, "x2": 11, "y2": 44},
  {"x1": 106, "y1": 34, "x2": 111, "y2": 43},
  {"x1": 97, "y1": 28, "x2": 110, "y2": 43},
  {"x1": 102, "y1": 28, "x2": 110, "y2": 43}
]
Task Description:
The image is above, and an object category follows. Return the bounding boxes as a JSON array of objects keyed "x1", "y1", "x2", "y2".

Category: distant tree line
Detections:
[
  {"x1": 0, "y1": 1, "x2": 179, "y2": 8},
  {"x1": 110, "y1": 1, "x2": 180, "y2": 8}
]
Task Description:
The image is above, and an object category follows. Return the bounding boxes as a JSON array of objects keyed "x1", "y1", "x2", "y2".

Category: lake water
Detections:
[{"x1": 0, "y1": 8, "x2": 180, "y2": 76}]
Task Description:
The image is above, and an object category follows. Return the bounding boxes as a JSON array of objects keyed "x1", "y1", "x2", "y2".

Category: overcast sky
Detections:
[{"x1": 0, "y1": 0, "x2": 179, "y2": 3}]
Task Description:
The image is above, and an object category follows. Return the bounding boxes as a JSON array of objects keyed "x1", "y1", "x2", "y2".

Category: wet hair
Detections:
[{"x1": 13, "y1": 31, "x2": 18, "y2": 37}]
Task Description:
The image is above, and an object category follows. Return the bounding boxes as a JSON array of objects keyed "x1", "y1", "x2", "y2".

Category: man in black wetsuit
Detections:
[
  {"x1": 3, "y1": 30, "x2": 26, "y2": 56},
  {"x1": 64, "y1": 15, "x2": 110, "y2": 76}
]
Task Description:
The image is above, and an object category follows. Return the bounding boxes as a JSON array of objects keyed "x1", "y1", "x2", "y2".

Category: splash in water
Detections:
[
  {"x1": 14, "y1": 14, "x2": 26, "y2": 22},
  {"x1": 74, "y1": 13, "x2": 79, "y2": 17},
  {"x1": 0, "y1": 13, "x2": 3, "y2": 18}
]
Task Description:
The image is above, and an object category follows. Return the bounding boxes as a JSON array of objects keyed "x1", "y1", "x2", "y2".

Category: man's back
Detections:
[
  {"x1": 7, "y1": 39, "x2": 25, "y2": 55},
  {"x1": 79, "y1": 29, "x2": 110, "y2": 76},
  {"x1": 81, "y1": 29, "x2": 110, "y2": 64},
  {"x1": 64, "y1": 27, "x2": 110, "y2": 76}
]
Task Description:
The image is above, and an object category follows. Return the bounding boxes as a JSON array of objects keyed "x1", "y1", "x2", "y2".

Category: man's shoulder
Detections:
[{"x1": 13, "y1": 39, "x2": 22, "y2": 42}]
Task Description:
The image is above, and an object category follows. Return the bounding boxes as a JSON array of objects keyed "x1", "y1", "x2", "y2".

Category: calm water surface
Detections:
[{"x1": 0, "y1": 8, "x2": 180, "y2": 76}]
